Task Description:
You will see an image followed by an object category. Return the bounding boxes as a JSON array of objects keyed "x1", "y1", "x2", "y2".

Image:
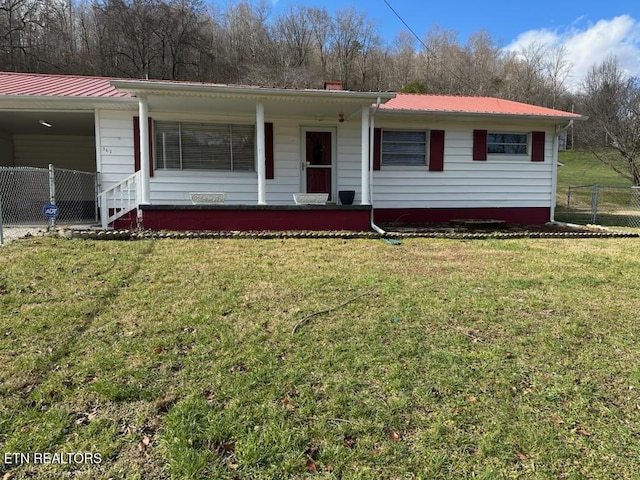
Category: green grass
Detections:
[
  {"x1": 2, "y1": 236, "x2": 640, "y2": 478},
  {"x1": 556, "y1": 150, "x2": 636, "y2": 226},
  {"x1": 557, "y1": 150, "x2": 631, "y2": 190}
]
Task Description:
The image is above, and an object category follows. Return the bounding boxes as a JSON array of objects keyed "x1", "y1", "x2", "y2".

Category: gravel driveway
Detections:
[{"x1": 0, "y1": 226, "x2": 46, "y2": 245}]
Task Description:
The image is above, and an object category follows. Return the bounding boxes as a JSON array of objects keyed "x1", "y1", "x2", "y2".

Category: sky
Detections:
[{"x1": 269, "y1": 0, "x2": 640, "y2": 89}]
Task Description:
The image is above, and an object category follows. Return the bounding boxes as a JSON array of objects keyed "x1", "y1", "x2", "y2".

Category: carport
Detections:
[
  {"x1": 0, "y1": 110, "x2": 96, "y2": 170},
  {"x1": 0, "y1": 72, "x2": 133, "y2": 226}
]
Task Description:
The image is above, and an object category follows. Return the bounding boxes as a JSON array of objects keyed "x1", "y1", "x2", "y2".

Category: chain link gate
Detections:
[
  {"x1": 0, "y1": 165, "x2": 98, "y2": 228},
  {"x1": 565, "y1": 184, "x2": 640, "y2": 227}
]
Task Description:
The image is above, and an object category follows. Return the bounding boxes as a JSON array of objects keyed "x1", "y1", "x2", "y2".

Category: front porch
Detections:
[{"x1": 137, "y1": 204, "x2": 372, "y2": 231}]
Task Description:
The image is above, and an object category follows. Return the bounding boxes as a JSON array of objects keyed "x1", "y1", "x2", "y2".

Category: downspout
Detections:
[
  {"x1": 369, "y1": 97, "x2": 385, "y2": 234},
  {"x1": 550, "y1": 119, "x2": 573, "y2": 222}
]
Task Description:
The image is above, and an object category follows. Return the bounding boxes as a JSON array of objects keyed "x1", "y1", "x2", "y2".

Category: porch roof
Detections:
[{"x1": 110, "y1": 79, "x2": 395, "y2": 119}]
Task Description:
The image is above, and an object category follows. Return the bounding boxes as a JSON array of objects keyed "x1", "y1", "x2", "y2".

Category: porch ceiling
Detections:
[{"x1": 0, "y1": 110, "x2": 94, "y2": 135}]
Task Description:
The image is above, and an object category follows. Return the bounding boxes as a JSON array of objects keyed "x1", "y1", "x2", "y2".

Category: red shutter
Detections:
[
  {"x1": 133, "y1": 116, "x2": 154, "y2": 177},
  {"x1": 373, "y1": 128, "x2": 381, "y2": 170},
  {"x1": 473, "y1": 130, "x2": 487, "y2": 161},
  {"x1": 429, "y1": 130, "x2": 445, "y2": 172},
  {"x1": 265, "y1": 122, "x2": 274, "y2": 179},
  {"x1": 531, "y1": 131, "x2": 545, "y2": 162}
]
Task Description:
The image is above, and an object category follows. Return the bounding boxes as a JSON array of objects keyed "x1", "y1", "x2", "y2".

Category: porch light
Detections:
[{"x1": 39, "y1": 120, "x2": 52, "y2": 128}]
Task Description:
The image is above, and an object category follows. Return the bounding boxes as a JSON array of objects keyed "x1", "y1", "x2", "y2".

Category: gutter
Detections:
[
  {"x1": 369, "y1": 97, "x2": 385, "y2": 235},
  {"x1": 111, "y1": 79, "x2": 396, "y2": 103},
  {"x1": 550, "y1": 119, "x2": 574, "y2": 222}
]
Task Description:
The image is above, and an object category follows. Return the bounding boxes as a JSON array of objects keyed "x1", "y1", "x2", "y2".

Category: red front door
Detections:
[{"x1": 305, "y1": 131, "x2": 332, "y2": 200}]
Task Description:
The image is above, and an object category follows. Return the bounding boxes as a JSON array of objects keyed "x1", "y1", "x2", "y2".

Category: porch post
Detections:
[
  {"x1": 360, "y1": 105, "x2": 371, "y2": 205},
  {"x1": 138, "y1": 96, "x2": 151, "y2": 205},
  {"x1": 256, "y1": 102, "x2": 267, "y2": 205}
]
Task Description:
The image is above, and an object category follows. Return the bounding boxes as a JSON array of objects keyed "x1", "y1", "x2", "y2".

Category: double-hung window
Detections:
[
  {"x1": 381, "y1": 130, "x2": 427, "y2": 166},
  {"x1": 154, "y1": 121, "x2": 255, "y2": 171},
  {"x1": 487, "y1": 133, "x2": 528, "y2": 155}
]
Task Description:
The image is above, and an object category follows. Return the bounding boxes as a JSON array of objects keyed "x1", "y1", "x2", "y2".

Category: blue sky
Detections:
[{"x1": 269, "y1": 0, "x2": 640, "y2": 87}]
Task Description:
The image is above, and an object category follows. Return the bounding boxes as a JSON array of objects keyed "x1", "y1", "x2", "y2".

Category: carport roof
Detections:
[{"x1": 0, "y1": 72, "x2": 130, "y2": 98}]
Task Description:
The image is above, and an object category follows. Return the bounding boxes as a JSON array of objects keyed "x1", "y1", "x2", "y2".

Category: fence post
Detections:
[
  {"x1": 0, "y1": 193, "x2": 4, "y2": 245},
  {"x1": 566, "y1": 187, "x2": 572, "y2": 223},
  {"x1": 49, "y1": 164, "x2": 56, "y2": 230},
  {"x1": 94, "y1": 172, "x2": 100, "y2": 224},
  {"x1": 590, "y1": 183, "x2": 599, "y2": 224}
]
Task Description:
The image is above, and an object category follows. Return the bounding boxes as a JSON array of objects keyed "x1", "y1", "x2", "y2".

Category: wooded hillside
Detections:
[
  {"x1": 1, "y1": 0, "x2": 573, "y2": 108},
  {"x1": 4, "y1": 0, "x2": 640, "y2": 179}
]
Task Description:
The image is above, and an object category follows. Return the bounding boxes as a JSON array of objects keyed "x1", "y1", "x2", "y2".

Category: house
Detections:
[{"x1": 0, "y1": 72, "x2": 583, "y2": 231}]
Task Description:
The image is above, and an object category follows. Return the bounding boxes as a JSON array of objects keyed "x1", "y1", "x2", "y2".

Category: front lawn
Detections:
[{"x1": 1, "y1": 236, "x2": 640, "y2": 479}]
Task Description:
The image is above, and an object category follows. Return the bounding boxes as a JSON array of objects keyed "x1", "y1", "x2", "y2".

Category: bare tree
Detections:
[
  {"x1": 461, "y1": 30, "x2": 503, "y2": 96},
  {"x1": 221, "y1": 0, "x2": 272, "y2": 83},
  {"x1": 0, "y1": 0, "x2": 46, "y2": 71},
  {"x1": 154, "y1": 0, "x2": 207, "y2": 80},
  {"x1": 418, "y1": 26, "x2": 466, "y2": 94},
  {"x1": 390, "y1": 31, "x2": 416, "y2": 90},
  {"x1": 307, "y1": 7, "x2": 331, "y2": 82},
  {"x1": 328, "y1": 8, "x2": 370, "y2": 90},
  {"x1": 579, "y1": 56, "x2": 640, "y2": 185},
  {"x1": 543, "y1": 44, "x2": 571, "y2": 108}
]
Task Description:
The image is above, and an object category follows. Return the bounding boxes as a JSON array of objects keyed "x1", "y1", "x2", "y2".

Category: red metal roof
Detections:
[
  {"x1": 0, "y1": 73, "x2": 582, "y2": 119},
  {"x1": 0, "y1": 72, "x2": 130, "y2": 98},
  {"x1": 381, "y1": 93, "x2": 581, "y2": 118}
]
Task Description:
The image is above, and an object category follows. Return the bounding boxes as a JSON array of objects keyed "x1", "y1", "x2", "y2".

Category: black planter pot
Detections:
[{"x1": 338, "y1": 190, "x2": 355, "y2": 205}]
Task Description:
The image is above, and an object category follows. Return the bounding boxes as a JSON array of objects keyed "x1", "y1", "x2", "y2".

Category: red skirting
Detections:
[
  {"x1": 109, "y1": 206, "x2": 550, "y2": 231},
  {"x1": 373, "y1": 207, "x2": 551, "y2": 226},
  {"x1": 139, "y1": 205, "x2": 372, "y2": 231}
]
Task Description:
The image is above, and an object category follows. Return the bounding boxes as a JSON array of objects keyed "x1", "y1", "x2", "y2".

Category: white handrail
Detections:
[{"x1": 98, "y1": 171, "x2": 142, "y2": 229}]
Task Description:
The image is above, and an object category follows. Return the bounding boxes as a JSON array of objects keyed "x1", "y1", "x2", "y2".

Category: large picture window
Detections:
[
  {"x1": 381, "y1": 130, "x2": 427, "y2": 166},
  {"x1": 154, "y1": 121, "x2": 255, "y2": 171},
  {"x1": 487, "y1": 133, "x2": 528, "y2": 155}
]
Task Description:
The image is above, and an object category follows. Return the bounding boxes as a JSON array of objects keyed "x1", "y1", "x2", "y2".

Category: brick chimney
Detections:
[{"x1": 324, "y1": 81, "x2": 343, "y2": 90}]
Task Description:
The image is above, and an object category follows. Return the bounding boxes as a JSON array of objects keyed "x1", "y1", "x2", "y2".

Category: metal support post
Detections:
[
  {"x1": 590, "y1": 183, "x2": 599, "y2": 224},
  {"x1": 0, "y1": 194, "x2": 4, "y2": 245},
  {"x1": 49, "y1": 164, "x2": 56, "y2": 230}
]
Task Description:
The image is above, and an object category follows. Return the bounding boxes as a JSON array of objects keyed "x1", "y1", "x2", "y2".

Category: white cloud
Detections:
[{"x1": 505, "y1": 15, "x2": 640, "y2": 91}]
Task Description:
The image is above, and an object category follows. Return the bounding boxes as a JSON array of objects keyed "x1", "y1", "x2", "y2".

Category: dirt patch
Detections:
[
  {"x1": 0, "y1": 226, "x2": 46, "y2": 245},
  {"x1": 380, "y1": 221, "x2": 613, "y2": 234}
]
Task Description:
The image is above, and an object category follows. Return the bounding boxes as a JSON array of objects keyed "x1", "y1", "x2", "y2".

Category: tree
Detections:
[
  {"x1": 0, "y1": 0, "x2": 46, "y2": 71},
  {"x1": 579, "y1": 56, "x2": 640, "y2": 185},
  {"x1": 390, "y1": 31, "x2": 417, "y2": 90},
  {"x1": 328, "y1": 8, "x2": 370, "y2": 90}
]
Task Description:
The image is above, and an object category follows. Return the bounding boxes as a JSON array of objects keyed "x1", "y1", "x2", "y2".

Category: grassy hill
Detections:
[
  {"x1": 557, "y1": 150, "x2": 630, "y2": 190},
  {"x1": 556, "y1": 150, "x2": 636, "y2": 226}
]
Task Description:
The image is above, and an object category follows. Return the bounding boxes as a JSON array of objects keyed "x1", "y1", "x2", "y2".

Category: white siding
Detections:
[
  {"x1": 368, "y1": 121, "x2": 555, "y2": 209},
  {"x1": 97, "y1": 110, "x2": 136, "y2": 189},
  {"x1": 96, "y1": 109, "x2": 557, "y2": 210},
  {"x1": 13, "y1": 135, "x2": 95, "y2": 171},
  {"x1": 0, "y1": 132, "x2": 13, "y2": 166}
]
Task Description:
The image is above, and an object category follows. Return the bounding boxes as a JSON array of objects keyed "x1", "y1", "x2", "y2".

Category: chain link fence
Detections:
[
  {"x1": 561, "y1": 184, "x2": 640, "y2": 228},
  {"x1": 0, "y1": 165, "x2": 98, "y2": 229}
]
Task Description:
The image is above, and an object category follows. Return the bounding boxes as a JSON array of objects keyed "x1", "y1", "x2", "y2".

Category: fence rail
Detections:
[
  {"x1": 0, "y1": 165, "x2": 98, "y2": 229},
  {"x1": 561, "y1": 184, "x2": 640, "y2": 228}
]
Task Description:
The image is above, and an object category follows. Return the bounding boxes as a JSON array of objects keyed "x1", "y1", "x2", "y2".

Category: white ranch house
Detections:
[{"x1": 0, "y1": 72, "x2": 583, "y2": 231}]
